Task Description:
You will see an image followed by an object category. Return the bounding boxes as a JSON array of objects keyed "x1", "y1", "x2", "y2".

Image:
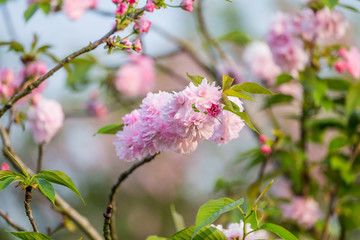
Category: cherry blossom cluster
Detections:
[
  {"x1": 242, "y1": 5, "x2": 357, "y2": 97},
  {"x1": 0, "y1": 62, "x2": 64, "y2": 144},
  {"x1": 113, "y1": 79, "x2": 245, "y2": 162},
  {"x1": 212, "y1": 220, "x2": 268, "y2": 240}
]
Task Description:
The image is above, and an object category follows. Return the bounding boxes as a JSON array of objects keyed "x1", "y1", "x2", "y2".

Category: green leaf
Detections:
[
  {"x1": 7, "y1": 231, "x2": 52, "y2": 240},
  {"x1": 0, "y1": 176, "x2": 16, "y2": 191},
  {"x1": 0, "y1": 170, "x2": 17, "y2": 181},
  {"x1": 94, "y1": 123, "x2": 124, "y2": 136},
  {"x1": 194, "y1": 198, "x2": 244, "y2": 237},
  {"x1": 9, "y1": 42, "x2": 24, "y2": 52},
  {"x1": 36, "y1": 178, "x2": 55, "y2": 205},
  {"x1": 223, "y1": 107, "x2": 259, "y2": 133},
  {"x1": 221, "y1": 94, "x2": 234, "y2": 111},
  {"x1": 346, "y1": 82, "x2": 360, "y2": 116},
  {"x1": 4, "y1": 148, "x2": 29, "y2": 178},
  {"x1": 232, "y1": 82, "x2": 275, "y2": 95},
  {"x1": 262, "y1": 94, "x2": 293, "y2": 109},
  {"x1": 171, "y1": 205, "x2": 186, "y2": 232},
  {"x1": 253, "y1": 180, "x2": 273, "y2": 209},
  {"x1": 338, "y1": 3, "x2": 360, "y2": 13},
  {"x1": 322, "y1": 78, "x2": 350, "y2": 91},
  {"x1": 39, "y1": 2, "x2": 51, "y2": 14},
  {"x1": 276, "y1": 74, "x2": 293, "y2": 85},
  {"x1": 187, "y1": 73, "x2": 205, "y2": 87},
  {"x1": 329, "y1": 136, "x2": 348, "y2": 151},
  {"x1": 24, "y1": 3, "x2": 40, "y2": 21},
  {"x1": 260, "y1": 223, "x2": 298, "y2": 240},
  {"x1": 222, "y1": 74, "x2": 234, "y2": 91},
  {"x1": 218, "y1": 31, "x2": 251, "y2": 46},
  {"x1": 223, "y1": 89, "x2": 255, "y2": 101},
  {"x1": 169, "y1": 226, "x2": 227, "y2": 240},
  {"x1": 37, "y1": 170, "x2": 84, "y2": 204},
  {"x1": 37, "y1": 45, "x2": 52, "y2": 53},
  {"x1": 320, "y1": 0, "x2": 339, "y2": 9},
  {"x1": 146, "y1": 236, "x2": 167, "y2": 240}
]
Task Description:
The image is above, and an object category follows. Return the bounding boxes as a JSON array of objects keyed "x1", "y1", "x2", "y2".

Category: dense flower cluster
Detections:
[
  {"x1": 212, "y1": 220, "x2": 268, "y2": 240},
  {"x1": 115, "y1": 54, "x2": 156, "y2": 96},
  {"x1": 113, "y1": 79, "x2": 245, "y2": 162},
  {"x1": 281, "y1": 196, "x2": 323, "y2": 229},
  {"x1": 27, "y1": 96, "x2": 64, "y2": 144}
]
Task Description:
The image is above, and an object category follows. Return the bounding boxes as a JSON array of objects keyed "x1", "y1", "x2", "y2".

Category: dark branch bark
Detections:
[{"x1": 24, "y1": 186, "x2": 39, "y2": 232}]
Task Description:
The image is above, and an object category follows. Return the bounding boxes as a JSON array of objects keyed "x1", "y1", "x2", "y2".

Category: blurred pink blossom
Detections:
[
  {"x1": 315, "y1": 7, "x2": 348, "y2": 45},
  {"x1": 115, "y1": 3, "x2": 127, "y2": 16},
  {"x1": 243, "y1": 41, "x2": 281, "y2": 85},
  {"x1": 0, "y1": 68, "x2": 15, "y2": 99},
  {"x1": 1, "y1": 163, "x2": 9, "y2": 171},
  {"x1": 115, "y1": 54, "x2": 155, "y2": 96},
  {"x1": 112, "y1": 0, "x2": 122, "y2": 4},
  {"x1": 181, "y1": 0, "x2": 195, "y2": 12},
  {"x1": 86, "y1": 91, "x2": 108, "y2": 118},
  {"x1": 260, "y1": 144, "x2": 271, "y2": 155},
  {"x1": 271, "y1": 177, "x2": 293, "y2": 199},
  {"x1": 259, "y1": 135, "x2": 267, "y2": 144},
  {"x1": 134, "y1": 15, "x2": 151, "y2": 34},
  {"x1": 63, "y1": 0, "x2": 97, "y2": 20},
  {"x1": 145, "y1": 0, "x2": 155, "y2": 12},
  {"x1": 133, "y1": 38, "x2": 142, "y2": 52},
  {"x1": 281, "y1": 196, "x2": 323, "y2": 228},
  {"x1": 126, "y1": 0, "x2": 136, "y2": 4},
  {"x1": 27, "y1": 96, "x2": 64, "y2": 143},
  {"x1": 334, "y1": 47, "x2": 360, "y2": 79},
  {"x1": 277, "y1": 81, "x2": 303, "y2": 100},
  {"x1": 120, "y1": 38, "x2": 132, "y2": 51},
  {"x1": 291, "y1": 8, "x2": 317, "y2": 42}
]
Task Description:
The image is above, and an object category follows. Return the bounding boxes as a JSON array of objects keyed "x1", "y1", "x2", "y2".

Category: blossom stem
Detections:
[
  {"x1": 36, "y1": 143, "x2": 44, "y2": 173},
  {"x1": 103, "y1": 153, "x2": 159, "y2": 240},
  {"x1": 0, "y1": 26, "x2": 118, "y2": 119},
  {"x1": 0, "y1": 210, "x2": 25, "y2": 231},
  {"x1": 24, "y1": 186, "x2": 39, "y2": 232}
]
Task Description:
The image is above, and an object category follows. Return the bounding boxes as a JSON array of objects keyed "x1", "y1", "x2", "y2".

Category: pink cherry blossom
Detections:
[
  {"x1": 115, "y1": 54, "x2": 155, "y2": 96},
  {"x1": 123, "y1": 109, "x2": 140, "y2": 126},
  {"x1": 291, "y1": 8, "x2": 317, "y2": 42},
  {"x1": 0, "y1": 68, "x2": 15, "y2": 98},
  {"x1": 115, "y1": 3, "x2": 127, "y2": 16},
  {"x1": 27, "y1": 96, "x2": 64, "y2": 143},
  {"x1": 134, "y1": 15, "x2": 152, "y2": 34},
  {"x1": 281, "y1": 196, "x2": 323, "y2": 229},
  {"x1": 207, "y1": 104, "x2": 221, "y2": 117},
  {"x1": 63, "y1": 0, "x2": 97, "y2": 20},
  {"x1": 212, "y1": 220, "x2": 268, "y2": 240},
  {"x1": 181, "y1": 0, "x2": 195, "y2": 12},
  {"x1": 334, "y1": 47, "x2": 360, "y2": 79},
  {"x1": 145, "y1": 0, "x2": 155, "y2": 12},
  {"x1": 243, "y1": 41, "x2": 281, "y2": 85},
  {"x1": 1, "y1": 163, "x2": 9, "y2": 171},
  {"x1": 112, "y1": 0, "x2": 122, "y2": 4},
  {"x1": 120, "y1": 38, "x2": 132, "y2": 51},
  {"x1": 126, "y1": 0, "x2": 136, "y2": 4},
  {"x1": 133, "y1": 38, "x2": 142, "y2": 52},
  {"x1": 315, "y1": 7, "x2": 348, "y2": 45},
  {"x1": 86, "y1": 92, "x2": 108, "y2": 118},
  {"x1": 260, "y1": 144, "x2": 271, "y2": 155}
]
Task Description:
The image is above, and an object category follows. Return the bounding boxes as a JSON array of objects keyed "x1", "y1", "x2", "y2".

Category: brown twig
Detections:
[
  {"x1": 0, "y1": 26, "x2": 117, "y2": 119},
  {"x1": 103, "y1": 153, "x2": 159, "y2": 240},
  {"x1": 0, "y1": 210, "x2": 26, "y2": 231},
  {"x1": 24, "y1": 186, "x2": 39, "y2": 232},
  {"x1": 321, "y1": 187, "x2": 338, "y2": 240},
  {"x1": 0, "y1": 123, "x2": 102, "y2": 240},
  {"x1": 36, "y1": 143, "x2": 44, "y2": 173}
]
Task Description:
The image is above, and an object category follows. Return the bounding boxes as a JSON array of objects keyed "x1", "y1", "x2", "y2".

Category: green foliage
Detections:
[
  {"x1": 7, "y1": 231, "x2": 52, "y2": 240},
  {"x1": 346, "y1": 82, "x2": 360, "y2": 116},
  {"x1": 232, "y1": 82, "x2": 275, "y2": 95},
  {"x1": 276, "y1": 74, "x2": 293, "y2": 85},
  {"x1": 223, "y1": 106, "x2": 259, "y2": 133},
  {"x1": 260, "y1": 223, "x2": 298, "y2": 240},
  {"x1": 94, "y1": 123, "x2": 124, "y2": 135},
  {"x1": 329, "y1": 136, "x2": 348, "y2": 151},
  {"x1": 320, "y1": 0, "x2": 339, "y2": 9},
  {"x1": 146, "y1": 236, "x2": 167, "y2": 240},
  {"x1": 186, "y1": 73, "x2": 205, "y2": 87},
  {"x1": 171, "y1": 205, "x2": 186, "y2": 232},
  {"x1": 67, "y1": 58, "x2": 96, "y2": 90},
  {"x1": 169, "y1": 226, "x2": 227, "y2": 240},
  {"x1": 36, "y1": 178, "x2": 56, "y2": 205},
  {"x1": 0, "y1": 176, "x2": 17, "y2": 191},
  {"x1": 218, "y1": 31, "x2": 251, "y2": 46},
  {"x1": 193, "y1": 198, "x2": 244, "y2": 237},
  {"x1": 24, "y1": 3, "x2": 40, "y2": 21},
  {"x1": 222, "y1": 75, "x2": 234, "y2": 91},
  {"x1": 263, "y1": 94, "x2": 294, "y2": 109},
  {"x1": 36, "y1": 170, "x2": 85, "y2": 204}
]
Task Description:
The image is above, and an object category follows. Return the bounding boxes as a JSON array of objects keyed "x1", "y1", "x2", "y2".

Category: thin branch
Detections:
[
  {"x1": 36, "y1": 143, "x2": 44, "y2": 173},
  {"x1": 0, "y1": 26, "x2": 117, "y2": 119},
  {"x1": 0, "y1": 210, "x2": 26, "y2": 231},
  {"x1": 24, "y1": 186, "x2": 39, "y2": 232},
  {"x1": 103, "y1": 153, "x2": 159, "y2": 240},
  {"x1": 0, "y1": 123, "x2": 103, "y2": 240}
]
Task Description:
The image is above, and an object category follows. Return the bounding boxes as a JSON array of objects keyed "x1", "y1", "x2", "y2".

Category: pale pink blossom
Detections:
[
  {"x1": 334, "y1": 47, "x2": 360, "y2": 78},
  {"x1": 243, "y1": 41, "x2": 281, "y2": 85},
  {"x1": 63, "y1": 0, "x2": 97, "y2": 20},
  {"x1": 120, "y1": 38, "x2": 132, "y2": 51},
  {"x1": 281, "y1": 196, "x2": 323, "y2": 229},
  {"x1": 210, "y1": 97, "x2": 244, "y2": 145},
  {"x1": 134, "y1": 15, "x2": 151, "y2": 34},
  {"x1": 315, "y1": 7, "x2": 348, "y2": 45},
  {"x1": 266, "y1": 12, "x2": 308, "y2": 76},
  {"x1": 291, "y1": 8, "x2": 317, "y2": 42},
  {"x1": 112, "y1": 0, "x2": 122, "y2": 4},
  {"x1": 115, "y1": 3, "x2": 127, "y2": 16},
  {"x1": 86, "y1": 92, "x2": 108, "y2": 118},
  {"x1": 133, "y1": 38, "x2": 142, "y2": 52},
  {"x1": 0, "y1": 68, "x2": 15, "y2": 98},
  {"x1": 1, "y1": 163, "x2": 9, "y2": 171},
  {"x1": 277, "y1": 81, "x2": 303, "y2": 100},
  {"x1": 181, "y1": 0, "x2": 195, "y2": 12},
  {"x1": 123, "y1": 109, "x2": 140, "y2": 126},
  {"x1": 212, "y1": 221, "x2": 268, "y2": 240},
  {"x1": 145, "y1": 0, "x2": 155, "y2": 12},
  {"x1": 27, "y1": 96, "x2": 64, "y2": 143},
  {"x1": 115, "y1": 54, "x2": 155, "y2": 96},
  {"x1": 259, "y1": 135, "x2": 267, "y2": 144},
  {"x1": 271, "y1": 177, "x2": 293, "y2": 199}
]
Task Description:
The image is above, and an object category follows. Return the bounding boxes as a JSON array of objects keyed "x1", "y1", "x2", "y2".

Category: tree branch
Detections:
[
  {"x1": 24, "y1": 186, "x2": 39, "y2": 232},
  {"x1": 0, "y1": 210, "x2": 25, "y2": 231},
  {"x1": 0, "y1": 26, "x2": 117, "y2": 119},
  {"x1": 103, "y1": 153, "x2": 159, "y2": 240},
  {"x1": 36, "y1": 143, "x2": 44, "y2": 173},
  {"x1": 0, "y1": 123, "x2": 103, "y2": 240}
]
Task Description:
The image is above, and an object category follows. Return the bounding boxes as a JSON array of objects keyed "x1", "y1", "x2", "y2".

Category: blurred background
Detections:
[{"x1": 1, "y1": 0, "x2": 360, "y2": 239}]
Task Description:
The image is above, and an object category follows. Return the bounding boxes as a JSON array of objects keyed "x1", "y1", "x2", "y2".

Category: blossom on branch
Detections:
[
  {"x1": 212, "y1": 220, "x2": 268, "y2": 240},
  {"x1": 334, "y1": 46, "x2": 360, "y2": 79}
]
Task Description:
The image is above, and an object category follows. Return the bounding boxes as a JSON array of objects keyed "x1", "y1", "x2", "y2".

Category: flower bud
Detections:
[
  {"x1": 260, "y1": 144, "x2": 271, "y2": 155},
  {"x1": 1, "y1": 163, "x2": 9, "y2": 171}
]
